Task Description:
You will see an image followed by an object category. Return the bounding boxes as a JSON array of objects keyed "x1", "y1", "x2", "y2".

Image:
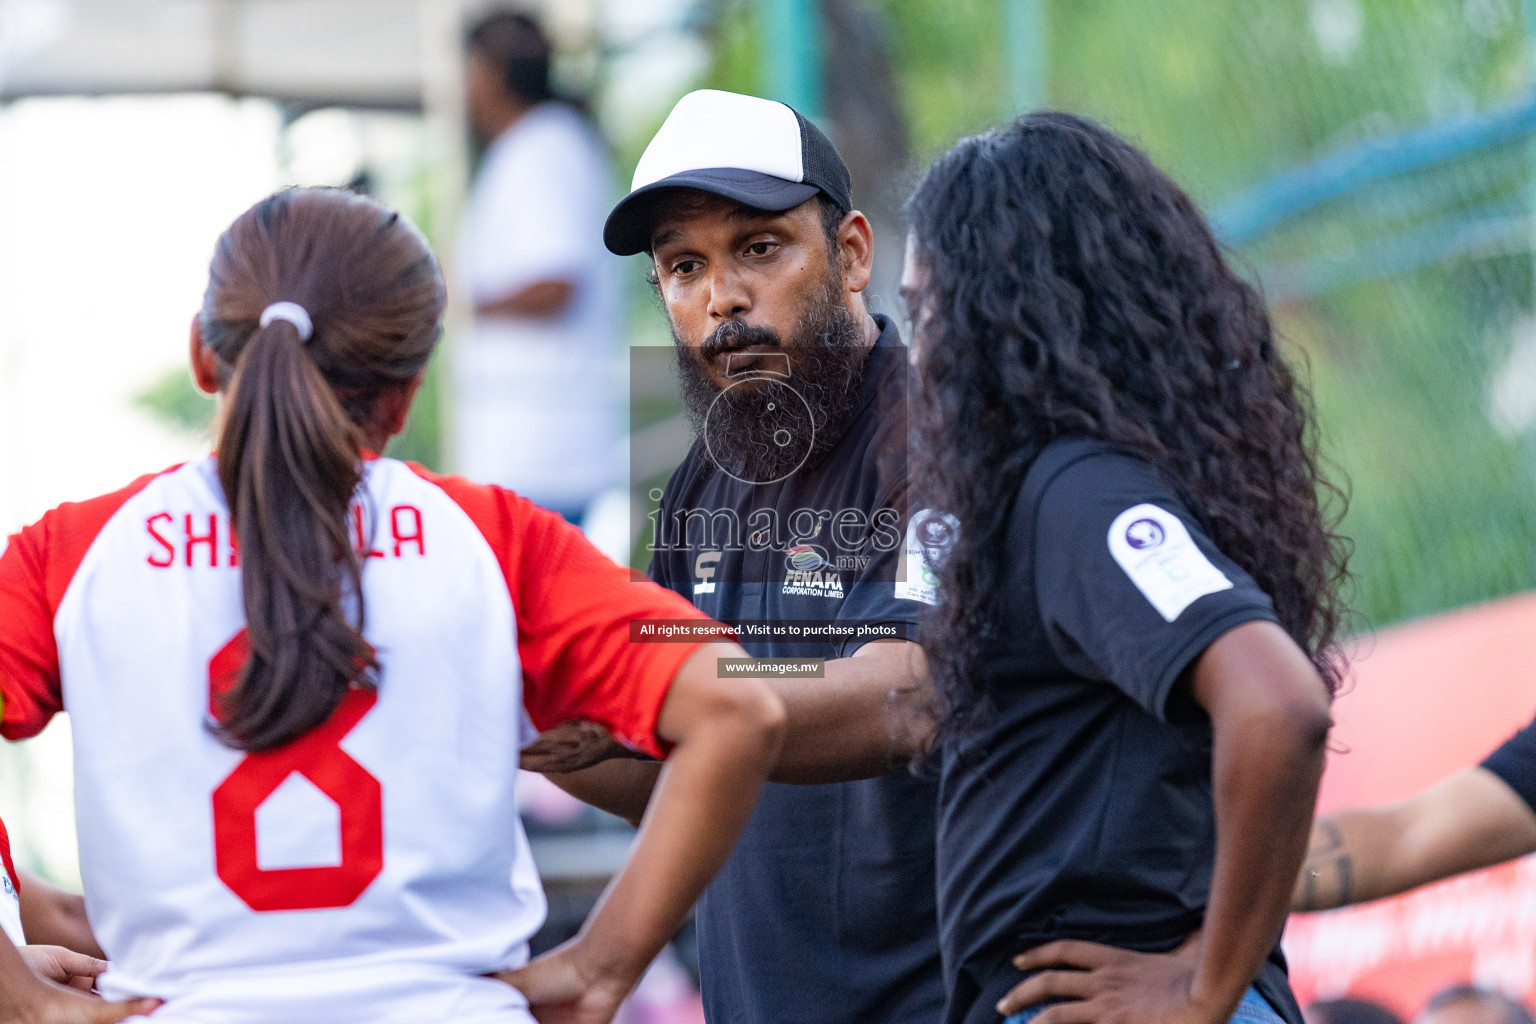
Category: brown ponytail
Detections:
[{"x1": 199, "y1": 188, "x2": 444, "y2": 752}]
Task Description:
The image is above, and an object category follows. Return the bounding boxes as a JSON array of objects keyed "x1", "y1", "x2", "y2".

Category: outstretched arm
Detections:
[
  {"x1": 761, "y1": 639, "x2": 932, "y2": 784},
  {"x1": 501, "y1": 640, "x2": 785, "y2": 1023},
  {"x1": 1293, "y1": 767, "x2": 1536, "y2": 912},
  {"x1": 532, "y1": 639, "x2": 931, "y2": 823}
]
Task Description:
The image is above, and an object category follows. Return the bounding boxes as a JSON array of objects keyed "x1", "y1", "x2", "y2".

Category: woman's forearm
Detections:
[
  {"x1": 1194, "y1": 699, "x2": 1328, "y2": 1015},
  {"x1": 1188, "y1": 623, "x2": 1332, "y2": 1020},
  {"x1": 0, "y1": 932, "x2": 42, "y2": 1009},
  {"x1": 18, "y1": 873, "x2": 105, "y2": 959},
  {"x1": 576, "y1": 711, "x2": 779, "y2": 980},
  {"x1": 573, "y1": 643, "x2": 785, "y2": 986}
]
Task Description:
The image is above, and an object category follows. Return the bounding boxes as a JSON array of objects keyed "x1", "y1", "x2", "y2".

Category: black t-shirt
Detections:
[
  {"x1": 1483, "y1": 716, "x2": 1536, "y2": 810},
  {"x1": 648, "y1": 316, "x2": 944, "y2": 1024},
  {"x1": 935, "y1": 438, "x2": 1304, "y2": 1024}
]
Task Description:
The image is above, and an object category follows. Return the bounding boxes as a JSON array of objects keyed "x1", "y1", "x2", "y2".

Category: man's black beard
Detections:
[{"x1": 674, "y1": 282, "x2": 867, "y2": 484}]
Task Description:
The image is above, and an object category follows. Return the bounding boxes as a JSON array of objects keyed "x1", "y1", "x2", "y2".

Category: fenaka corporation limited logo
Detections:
[
  {"x1": 1125, "y1": 518, "x2": 1166, "y2": 550},
  {"x1": 782, "y1": 542, "x2": 844, "y2": 599},
  {"x1": 786, "y1": 543, "x2": 828, "y2": 571}
]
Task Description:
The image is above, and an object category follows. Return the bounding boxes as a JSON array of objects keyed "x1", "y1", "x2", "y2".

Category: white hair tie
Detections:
[{"x1": 259, "y1": 301, "x2": 314, "y2": 341}]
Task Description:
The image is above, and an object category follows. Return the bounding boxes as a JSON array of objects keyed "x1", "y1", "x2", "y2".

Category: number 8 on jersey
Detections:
[{"x1": 207, "y1": 629, "x2": 384, "y2": 911}]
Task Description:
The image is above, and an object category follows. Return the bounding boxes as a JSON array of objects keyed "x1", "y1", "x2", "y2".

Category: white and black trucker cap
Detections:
[{"x1": 603, "y1": 89, "x2": 854, "y2": 256}]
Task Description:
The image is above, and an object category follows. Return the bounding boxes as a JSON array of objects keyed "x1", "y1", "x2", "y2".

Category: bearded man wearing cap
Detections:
[{"x1": 536, "y1": 89, "x2": 944, "y2": 1023}]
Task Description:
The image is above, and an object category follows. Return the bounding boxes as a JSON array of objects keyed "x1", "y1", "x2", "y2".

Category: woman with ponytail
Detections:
[{"x1": 0, "y1": 187, "x2": 784, "y2": 1024}]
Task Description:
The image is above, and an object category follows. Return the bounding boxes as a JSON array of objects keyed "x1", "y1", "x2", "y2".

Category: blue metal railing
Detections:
[{"x1": 1213, "y1": 93, "x2": 1536, "y2": 247}]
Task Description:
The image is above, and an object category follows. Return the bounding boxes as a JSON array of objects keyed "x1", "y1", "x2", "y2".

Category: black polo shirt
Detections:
[
  {"x1": 936, "y1": 437, "x2": 1304, "y2": 1024},
  {"x1": 1483, "y1": 717, "x2": 1536, "y2": 809},
  {"x1": 648, "y1": 315, "x2": 944, "y2": 1024}
]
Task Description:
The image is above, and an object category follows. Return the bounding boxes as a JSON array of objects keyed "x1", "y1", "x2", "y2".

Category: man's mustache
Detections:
[{"x1": 699, "y1": 320, "x2": 782, "y2": 362}]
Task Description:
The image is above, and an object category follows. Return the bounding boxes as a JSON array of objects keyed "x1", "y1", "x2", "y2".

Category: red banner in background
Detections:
[
  {"x1": 1288, "y1": 860, "x2": 1536, "y2": 1011},
  {"x1": 1285, "y1": 591, "x2": 1536, "y2": 1016}
]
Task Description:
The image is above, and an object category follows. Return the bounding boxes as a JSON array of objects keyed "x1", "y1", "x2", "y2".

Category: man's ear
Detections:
[
  {"x1": 189, "y1": 316, "x2": 221, "y2": 395},
  {"x1": 837, "y1": 211, "x2": 874, "y2": 294}
]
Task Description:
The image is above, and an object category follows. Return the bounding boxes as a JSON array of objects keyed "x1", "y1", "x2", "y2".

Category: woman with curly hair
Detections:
[{"x1": 901, "y1": 112, "x2": 1350, "y2": 1024}]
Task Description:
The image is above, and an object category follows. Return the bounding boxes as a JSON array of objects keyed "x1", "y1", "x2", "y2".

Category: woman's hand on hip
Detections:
[{"x1": 1000, "y1": 933, "x2": 1229, "y2": 1024}]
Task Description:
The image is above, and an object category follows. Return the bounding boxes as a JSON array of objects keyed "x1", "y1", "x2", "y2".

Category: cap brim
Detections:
[{"x1": 603, "y1": 168, "x2": 821, "y2": 256}]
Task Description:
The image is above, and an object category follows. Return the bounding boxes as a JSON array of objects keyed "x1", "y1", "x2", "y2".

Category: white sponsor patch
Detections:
[
  {"x1": 1107, "y1": 504, "x2": 1231, "y2": 622},
  {"x1": 896, "y1": 509, "x2": 956, "y2": 607}
]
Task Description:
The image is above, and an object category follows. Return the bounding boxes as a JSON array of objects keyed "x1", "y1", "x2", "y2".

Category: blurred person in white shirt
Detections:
[{"x1": 457, "y1": 11, "x2": 624, "y2": 523}]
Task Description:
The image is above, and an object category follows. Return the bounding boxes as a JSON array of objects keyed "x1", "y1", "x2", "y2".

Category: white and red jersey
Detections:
[
  {"x1": 0, "y1": 817, "x2": 22, "y2": 945},
  {"x1": 0, "y1": 456, "x2": 714, "y2": 1023}
]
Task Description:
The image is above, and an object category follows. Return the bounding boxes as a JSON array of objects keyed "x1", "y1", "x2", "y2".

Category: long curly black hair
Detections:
[{"x1": 906, "y1": 111, "x2": 1350, "y2": 742}]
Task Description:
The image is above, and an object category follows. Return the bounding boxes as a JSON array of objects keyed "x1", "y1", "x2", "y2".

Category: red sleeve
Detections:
[
  {"x1": 0, "y1": 472, "x2": 166, "y2": 741},
  {"x1": 411, "y1": 466, "x2": 726, "y2": 760},
  {"x1": 0, "y1": 519, "x2": 62, "y2": 740}
]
